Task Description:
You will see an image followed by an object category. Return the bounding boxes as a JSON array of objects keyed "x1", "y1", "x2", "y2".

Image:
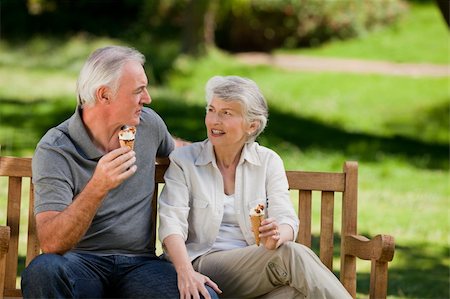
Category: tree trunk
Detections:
[
  {"x1": 181, "y1": 0, "x2": 210, "y2": 56},
  {"x1": 435, "y1": 0, "x2": 449, "y2": 28}
]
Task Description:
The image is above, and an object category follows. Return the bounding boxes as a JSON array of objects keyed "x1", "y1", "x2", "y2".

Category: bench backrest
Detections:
[{"x1": 0, "y1": 156, "x2": 393, "y2": 298}]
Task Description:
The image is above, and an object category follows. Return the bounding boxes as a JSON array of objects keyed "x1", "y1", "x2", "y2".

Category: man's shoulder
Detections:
[
  {"x1": 141, "y1": 107, "x2": 162, "y2": 122},
  {"x1": 37, "y1": 119, "x2": 71, "y2": 148}
]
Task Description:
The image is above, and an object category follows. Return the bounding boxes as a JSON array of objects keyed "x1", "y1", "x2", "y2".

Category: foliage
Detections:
[
  {"x1": 2, "y1": 0, "x2": 410, "y2": 80},
  {"x1": 214, "y1": 0, "x2": 409, "y2": 51},
  {"x1": 282, "y1": 3, "x2": 450, "y2": 64}
]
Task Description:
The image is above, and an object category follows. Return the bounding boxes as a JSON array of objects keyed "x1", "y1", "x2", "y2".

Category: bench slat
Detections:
[
  {"x1": 287, "y1": 171, "x2": 345, "y2": 192},
  {"x1": 0, "y1": 157, "x2": 32, "y2": 177},
  {"x1": 297, "y1": 190, "x2": 312, "y2": 247},
  {"x1": 320, "y1": 191, "x2": 335, "y2": 270},
  {"x1": 26, "y1": 181, "x2": 39, "y2": 267},
  {"x1": 5, "y1": 177, "x2": 22, "y2": 291}
]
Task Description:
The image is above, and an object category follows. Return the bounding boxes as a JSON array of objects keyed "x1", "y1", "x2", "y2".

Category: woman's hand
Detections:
[
  {"x1": 176, "y1": 267, "x2": 221, "y2": 299},
  {"x1": 163, "y1": 235, "x2": 222, "y2": 299},
  {"x1": 260, "y1": 218, "x2": 295, "y2": 250},
  {"x1": 259, "y1": 217, "x2": 282, "y2": 250}
]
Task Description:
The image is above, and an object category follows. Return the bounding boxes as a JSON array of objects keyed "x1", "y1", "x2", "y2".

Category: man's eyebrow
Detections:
[{"x1": 135, "y1": 85, "x2": 147, "y2": 92}]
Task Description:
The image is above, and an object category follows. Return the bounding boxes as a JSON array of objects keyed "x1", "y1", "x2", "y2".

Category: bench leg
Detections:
[{"x1": 370, "y1": 260, "x2": 388, "y2": 299}]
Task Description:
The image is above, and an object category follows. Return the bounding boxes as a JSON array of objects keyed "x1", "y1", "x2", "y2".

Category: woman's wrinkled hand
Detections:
[
  {"x1": 259, "y1": 217, "x2": 282, "y2": 250},
  {"x1": 177, "y1": 268, "x2": 222, "y2": 299}
]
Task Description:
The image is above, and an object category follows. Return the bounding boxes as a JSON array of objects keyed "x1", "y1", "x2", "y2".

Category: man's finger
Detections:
[
  {"x1": 103, "y1": 146, "x2": 130, "y2": 161},
  {"x1": 117, "y1": 165, "x2": 137, "y2": 181}
]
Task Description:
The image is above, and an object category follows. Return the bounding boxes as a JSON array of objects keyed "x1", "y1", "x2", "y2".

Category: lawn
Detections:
[{"x1": 0, "y1": 2, "x2": 448, "y2": 298}]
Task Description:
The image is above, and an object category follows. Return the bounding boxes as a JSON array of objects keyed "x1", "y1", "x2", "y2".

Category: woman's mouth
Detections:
[{"x1": 211, "y1": 129, "x2": 225, "y2": 136}]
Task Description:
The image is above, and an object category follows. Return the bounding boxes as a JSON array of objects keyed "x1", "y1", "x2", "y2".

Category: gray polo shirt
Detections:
[{"x1": 32, "y1": 107, "x2": 174, "y2": 255}]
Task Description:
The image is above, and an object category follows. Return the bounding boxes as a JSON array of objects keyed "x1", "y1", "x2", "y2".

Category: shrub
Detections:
[{"x1": 214, "y1": 0, "x2": 409, "y2": 51}]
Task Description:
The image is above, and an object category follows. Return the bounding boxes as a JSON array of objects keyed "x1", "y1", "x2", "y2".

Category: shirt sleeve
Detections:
[
  {"x1": 265, "y1": 152, "x2": 299, "y2": 239},
  {"x1": 32, "y1": 142, "x2": 74, "y2": 214},
  {"x1": 158, "y1": 153, "x2": 190, "y2": 243}
]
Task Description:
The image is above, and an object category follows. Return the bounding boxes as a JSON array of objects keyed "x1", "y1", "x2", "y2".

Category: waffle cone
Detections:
[
  {"x1": 119, "y1": 139, "x2": 135, "y2": 150},
  {"x1": 250, "y1": 215, "x2": 265, "y2": 246}
]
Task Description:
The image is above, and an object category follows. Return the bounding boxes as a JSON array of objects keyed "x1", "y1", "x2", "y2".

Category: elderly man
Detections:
[{"x1": 21, "y1": 46, "x2": 219, "y2": 299}]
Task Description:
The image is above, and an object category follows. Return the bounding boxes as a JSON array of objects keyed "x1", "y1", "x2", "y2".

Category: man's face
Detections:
[{"x1": 110, "y1": 60, "x2": 151, "y2": 127}]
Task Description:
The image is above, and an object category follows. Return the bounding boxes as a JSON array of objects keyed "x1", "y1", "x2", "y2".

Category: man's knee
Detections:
[{"x1": 22, "y1": 253, "x2": 67, "y2": 284}]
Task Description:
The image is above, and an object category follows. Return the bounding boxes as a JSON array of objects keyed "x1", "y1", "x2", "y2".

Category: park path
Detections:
[{"x1": 235, "y1": 52, "x2": 449, "y2": 77}]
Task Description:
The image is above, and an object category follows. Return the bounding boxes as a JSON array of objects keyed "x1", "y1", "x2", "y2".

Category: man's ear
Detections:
[{"x1": 96, "y1": 86, "x2": 111, "y2": 104}]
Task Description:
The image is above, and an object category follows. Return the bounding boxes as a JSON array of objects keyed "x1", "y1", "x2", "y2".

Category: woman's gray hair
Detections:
[
  {"x1": 205, "y1": 75, "x2": 268, "y2": 142},
  {"x1": 76, "y1": 46, "x2": 145, "y2": 107}
]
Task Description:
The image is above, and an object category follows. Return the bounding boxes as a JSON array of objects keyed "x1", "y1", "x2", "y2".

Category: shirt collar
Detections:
[
  {"x1": 195, "y1": 139, "x2": 261, "y2": 167},
  {"x1": 68, "y1": 106, "x2": 104, "y2": 160}
]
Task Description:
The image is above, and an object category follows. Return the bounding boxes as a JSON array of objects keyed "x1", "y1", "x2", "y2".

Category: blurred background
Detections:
[{"x1": 0, "y1": 0, "x2": 449, "y2": 298}]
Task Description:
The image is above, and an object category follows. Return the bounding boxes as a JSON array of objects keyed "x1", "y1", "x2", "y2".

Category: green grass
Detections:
[
  {"x1": 0, "y1": 2, "x2": 449, "y2": 298},
  {"x1": 278, "y1": 3, "x2": 450, "y2": 64}
]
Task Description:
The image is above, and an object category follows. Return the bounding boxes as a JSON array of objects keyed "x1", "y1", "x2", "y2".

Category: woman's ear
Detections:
[{"x1": 248, "y1": 121, "x2": 259, "y2": 135}]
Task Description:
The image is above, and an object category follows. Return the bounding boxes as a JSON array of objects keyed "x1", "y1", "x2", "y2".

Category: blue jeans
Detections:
[{"x1": 21, "y1": 252, "x2": 218, "y2": 299}]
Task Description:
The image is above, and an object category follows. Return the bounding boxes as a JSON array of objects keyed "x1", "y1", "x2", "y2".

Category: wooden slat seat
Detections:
[{"x1": 0, "y1": 156, "x2": 395, "y2": 298}]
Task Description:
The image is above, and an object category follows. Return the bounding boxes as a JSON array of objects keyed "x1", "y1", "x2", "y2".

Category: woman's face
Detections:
[{"x1": 205, "y1": 97, "x2": 256, "y2": 150}]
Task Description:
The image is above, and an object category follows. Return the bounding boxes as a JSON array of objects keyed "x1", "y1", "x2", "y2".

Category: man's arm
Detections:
[{"x1": 36, "y1": 147, "x2": 136, "y2": 254}]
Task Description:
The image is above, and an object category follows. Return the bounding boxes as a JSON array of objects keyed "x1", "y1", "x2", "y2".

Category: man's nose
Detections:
[{"x1": 142, "y1": 89, "x2": 151, "y2": 104}]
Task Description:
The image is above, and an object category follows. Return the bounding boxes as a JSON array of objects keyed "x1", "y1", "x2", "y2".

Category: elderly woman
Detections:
[{"x1": 158, "y1": 76, "x2": 352, "y2": 299}]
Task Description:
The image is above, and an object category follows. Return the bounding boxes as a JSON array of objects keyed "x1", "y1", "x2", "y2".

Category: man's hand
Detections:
[
  {"x1": 36, "y1": 147, "x2": 137, "y2": 254},
  {"x1": 91, "y1": 147, "x2": 137, "y2": 194}
]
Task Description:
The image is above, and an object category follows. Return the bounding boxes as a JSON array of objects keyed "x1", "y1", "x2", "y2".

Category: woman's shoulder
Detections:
[
  {"x1": 251, "y1": 142, "x2": 283, "y2": 161},
  {"x1": 169, "y1": 140, "x2": 207, "y2": 161}
]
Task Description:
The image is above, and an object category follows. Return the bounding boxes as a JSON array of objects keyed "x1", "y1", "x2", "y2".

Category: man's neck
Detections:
[{"x1": 81, "y1": 106, "x2": 121, "y2": 153}]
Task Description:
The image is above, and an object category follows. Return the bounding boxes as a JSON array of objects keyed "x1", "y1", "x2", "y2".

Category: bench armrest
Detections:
[
  {"x1": 344, "y1": 234, "x2": 395, "y2": 262},
  {"x1": 343, "y1": 234, "x2": 395, "y2": 298}
]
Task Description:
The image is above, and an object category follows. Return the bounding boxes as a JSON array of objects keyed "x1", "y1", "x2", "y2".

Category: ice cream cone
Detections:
[
  {"x1": 250, "y1": 214, "x2": 265, "y2": 246},
  {"x1": 249, "y1": 203, "x2": 265, "y2": 246},
  {"x1": 119, "y1": 139, "x2": 135, "y2": 150}
]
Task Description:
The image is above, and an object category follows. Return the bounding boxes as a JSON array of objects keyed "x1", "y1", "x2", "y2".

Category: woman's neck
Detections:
[
  {"x1": 214, "y1": 145, "x2": 243, "y2": 170},
  {"x1": 214, "y1": 145, "x2": 244, "y2": 195}
]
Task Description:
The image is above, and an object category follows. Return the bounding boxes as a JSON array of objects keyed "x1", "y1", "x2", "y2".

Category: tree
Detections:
[{"x1": 435, "y1": 0, "x2": 449, "y2": 28}]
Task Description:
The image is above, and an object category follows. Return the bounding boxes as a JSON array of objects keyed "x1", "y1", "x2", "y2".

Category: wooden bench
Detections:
[{"x1": 0, "y1": 156, "x2": 395, "y2": 298}]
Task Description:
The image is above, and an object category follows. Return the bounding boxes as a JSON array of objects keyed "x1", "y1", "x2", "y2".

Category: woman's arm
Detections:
[
  {"x1": 262, "y1": 150, "x2": 299, "y2": 250},
  {"x1": 163, "y1": 235, "x2": 222, "y2": 299}
]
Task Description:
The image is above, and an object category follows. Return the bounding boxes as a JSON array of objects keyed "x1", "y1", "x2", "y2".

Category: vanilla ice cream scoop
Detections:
[{"x1": 118, "y1": 126, "x2": 136, "y2": 149}]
